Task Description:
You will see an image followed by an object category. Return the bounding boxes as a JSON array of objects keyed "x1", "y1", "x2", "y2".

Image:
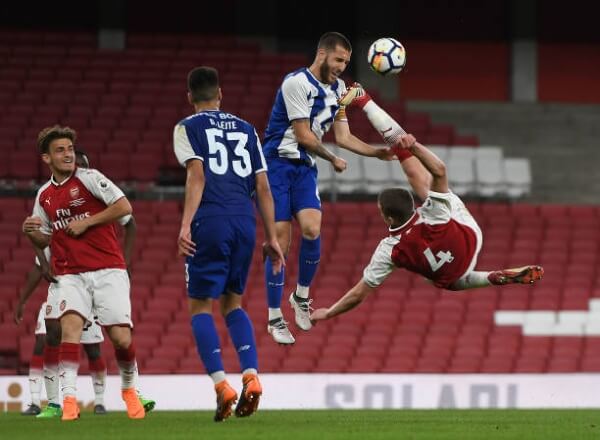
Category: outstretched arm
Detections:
[
  {"x1": 332, "y1": 121, "x2": 394, "y2": 160},
  {"x1": 310, "y1": 279, "x2": 375, "y2": 322},
  {"x1": 398, "y1": 155, "x2": 432, "y2": 202},
  {"x1": 399, "y1": 135, "x2": 448, "y2": 194},
  {"x1": 178, "y1": 159, "x2": 204, "y2": 257},
  {"x1": 291, "y1": 119, "x2": 347, "y2": 172}
]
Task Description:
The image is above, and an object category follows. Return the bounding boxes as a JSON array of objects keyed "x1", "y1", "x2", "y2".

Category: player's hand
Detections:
[
  {"x1": 397, "y1": 134, "x2": 417, "y2": 149},
  {"x1": 332, "y1": 156, "x2": 347, "y2": 173},
  {"x1": 263, "y1": 239, "x2": 286, "y2": 274},
  {"x1": 374, "y1": 146, "x2": 396, "y2": 161},
  {"x1": 310, "y1": 308, "x2": 330, "y2": 323},
  {"x1": 178, "y1": 225, "x2": 196, "y2": 257},
  {"x1": 65, "y1": 218, "x2": 90, "y2": 237},
  {"x1": 22, "y1": 216, "x2": 42, "y2": 234},
  {"x1": 14, "y1": 303, "x2": 24, "y2": 325}
]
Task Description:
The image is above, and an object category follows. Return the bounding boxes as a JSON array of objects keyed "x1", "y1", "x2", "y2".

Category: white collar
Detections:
[{"x1": 388, "y1": 211, "x2": 417, "y2": 233}]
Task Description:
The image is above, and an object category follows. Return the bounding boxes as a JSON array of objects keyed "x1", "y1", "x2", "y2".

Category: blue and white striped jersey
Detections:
[
  {"x1": 262, "y1": 68, "x2": 347, "y2": 166},
  {"x1": 173, "y1": 110, "x2": 267, "y2": 219}
]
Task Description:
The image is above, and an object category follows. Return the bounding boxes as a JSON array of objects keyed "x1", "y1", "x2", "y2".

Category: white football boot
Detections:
[
  {"x1": 267, "y1": 318, "x2": 295, "y2": 345},
  {"x1": 289, "y1": 292, "x2": 313, "y2": 331}
]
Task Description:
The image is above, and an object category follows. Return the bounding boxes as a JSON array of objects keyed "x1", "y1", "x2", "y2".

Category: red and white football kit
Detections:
[
  {"x1": 32, "y1": 167, "x2": 133, "y2": 326},
  {"x1": 363, "y1": 191, "x2": 483, "y2": 289}
]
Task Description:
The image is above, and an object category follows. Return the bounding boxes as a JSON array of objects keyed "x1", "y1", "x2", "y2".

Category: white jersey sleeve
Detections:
[
  {"x1": 362, "y1": 237, "x2": 397, "y2": 288},
  {"x1": 173, "y1": 123, "x2": 203, "y2": 166},
  {"x1": 253, "y1": 129, "x2": 268, "y2": 174},
  {"x1": 32, "y1": 183, "x2": 52, "y2": 235},
  {"x1": 76, "y1": 168, "x2": 126, "y2": 206},
  {"x1": 418, "y1": 190, "x2": 453, "y2": 225},
  {"x1": 281, "y1": 75, "x2": 311, "y2": 121}
]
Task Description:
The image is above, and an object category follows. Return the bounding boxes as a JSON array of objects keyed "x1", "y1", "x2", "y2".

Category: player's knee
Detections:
[
  {"x1": 220, "y1": 294, "x2": 242, "y2": 316},
  {"x1": 107, "y1": 325, "x2": 132, "y2": 349},
  {"x1": 301, "y1": 225, "x2": 321, "y2": 240}
]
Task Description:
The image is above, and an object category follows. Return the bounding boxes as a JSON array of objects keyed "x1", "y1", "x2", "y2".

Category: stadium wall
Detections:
[{"x1": 2, "y1": 374, "x2": 600, "y2": 411}]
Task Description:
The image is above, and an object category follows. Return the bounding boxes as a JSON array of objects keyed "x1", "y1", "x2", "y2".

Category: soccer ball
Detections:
[{"x1": 367, "y1": 38, "x2": 406, "y2": 76}]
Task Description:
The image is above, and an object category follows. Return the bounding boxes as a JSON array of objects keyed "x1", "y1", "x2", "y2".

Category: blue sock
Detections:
[
  {"x1": 225, "y1": 308, "x2": 258, "y2": 372},
  {"x1": 265, "y1": 257, "x2": 285, "y2": 308},
  {"x1": 191, "y1": 313, "x2": 223, "y2": 374},
  {"x1": 298, "y1": 236, "x2": 321, "y2": 288}
]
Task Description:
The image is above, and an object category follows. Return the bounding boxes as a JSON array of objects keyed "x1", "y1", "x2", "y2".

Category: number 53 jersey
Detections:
[
  {"x1": 363, "y1": 191, "x2": 483, "y2": 289},
  {"x1": 173, "y1": 110, "x2": 268, "y2": 220}
]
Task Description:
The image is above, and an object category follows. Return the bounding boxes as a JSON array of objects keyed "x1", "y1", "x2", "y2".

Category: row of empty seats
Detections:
[
  {"x1": 0, "y1": 31, "x2": 479, "y2": 186},
  {"x1": 318, "y1": 145, "x2": 531, "y2": 198}
]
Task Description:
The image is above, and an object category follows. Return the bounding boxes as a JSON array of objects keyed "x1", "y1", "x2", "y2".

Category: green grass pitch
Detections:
[{"x1": 1, "y1": 409, "x2": 598, "y2": 440}]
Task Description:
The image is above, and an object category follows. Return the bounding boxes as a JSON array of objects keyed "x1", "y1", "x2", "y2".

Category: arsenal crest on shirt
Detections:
[{"x1": 70, "y1": 186, "x2": 79, "y2": 199}]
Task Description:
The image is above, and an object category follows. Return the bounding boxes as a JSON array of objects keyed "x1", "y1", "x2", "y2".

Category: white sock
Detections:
[
  {"x1": 133, "y1": 361, "x2": 140, "y2": 393},
  {"x1": 268, "y1": 308, "x2": 283, "y2": 321},
  {"x1": 295, "y1": 285, "x2": 309, "y2": 299},
  {"x1": 29, "y1": 367, "x2": 42, "y2": 407},
  {"x1": 59, "y1": 361, "x2": 79, "y2": 398},
  {"x1": 117, "y1": 360, "x2": 136, "y2": 390},
  {"x1": 362, "y1": 100, "x2": 406, "y2": 145},
  {"x1": 44, "y1": 363, "x2": 60, "y2": 405},
  {"x1": 450, "y1": 271, "x2": 492, "y2": 290},
  {"x1": 90, "y1": 370, "x2": 106, "y2": 406},
  {"x1": 210, "y1": 371, "x2": 227, "y2": 385},
  {"x1": 242, "y1": 368, "x2": 258, "y2": 376}
]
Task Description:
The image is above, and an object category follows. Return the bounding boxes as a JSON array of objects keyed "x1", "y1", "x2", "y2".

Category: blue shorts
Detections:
[
  {"x1": 266, "y1": 158, "x2": 321, "y2": 222},
  {"x1": 186, "y1": 216, "x2": 256, "y2": 299}
]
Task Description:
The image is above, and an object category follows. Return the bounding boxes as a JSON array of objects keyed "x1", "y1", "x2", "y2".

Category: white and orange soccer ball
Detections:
[{"x1": 367, "y1": 37, "x2": 406, "y2": 76}]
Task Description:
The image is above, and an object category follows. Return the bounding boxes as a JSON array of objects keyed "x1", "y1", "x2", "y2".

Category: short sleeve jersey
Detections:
[
  {"x1": 173, "y1": 110, "x2": 267, "y2": 220},
  {"x1": 262, "y1": 68, "x2": 348, "y2": 165},
  {"x1": 33, "y1": 168, "x2": 127, "y2": 275},
  {"x1": 363, "y1": 191, "x2": 478, "y2": 289}
]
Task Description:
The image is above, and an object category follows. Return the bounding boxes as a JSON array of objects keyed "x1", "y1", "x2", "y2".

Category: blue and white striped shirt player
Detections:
[
  {"x1": 262, "y1": 68, "x2": 348, "y2": 166},
  {"x1": 173, "y1": 110, "x2": 268, "y2": 219}
]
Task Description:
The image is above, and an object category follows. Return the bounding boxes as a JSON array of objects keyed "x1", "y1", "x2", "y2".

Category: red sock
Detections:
[
  {"x1": 44, "y1": 345, "x2": 60, "y2": 367},
  {"x1": 89, "y1": 357, "x2": 106, "y2": 373},
  {"x1": 353, "y1": 93, "x2": 372, "y2": 109},
  {"x1": 115, "y1": 343, "x2": 137, "y2": 390},
  {"x1": 31, "y1": 354, "x2": 44, "y2": 370},
  {"x1": 393, "y1": 145, "x2": 414, "y2": 162}
]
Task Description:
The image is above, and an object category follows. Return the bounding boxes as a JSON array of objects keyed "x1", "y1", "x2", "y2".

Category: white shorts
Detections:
[
  {"x1": 445, "y1": 192, "x2": 484, "y2": 280},
  {"x1": 45, "y1": 268, "x2": 133, "y2": 328},
  {"x1": 36, "y1": 302, "x2": 104, "y2": 343}
]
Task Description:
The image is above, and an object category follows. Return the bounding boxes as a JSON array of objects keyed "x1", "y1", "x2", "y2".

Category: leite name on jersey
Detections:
[
  {"x1": 52, "y1": 208, "x2": 91, "y2": 231},
  {"x1": 209, "y1": 117, "x2": 237, "y2": 131}
]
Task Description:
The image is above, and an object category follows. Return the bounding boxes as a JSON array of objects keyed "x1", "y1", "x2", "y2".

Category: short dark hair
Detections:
[
  {"x1": 187, "y1": 66, "x2": 219, "y2": 103},
  {"x1": 378, "y1": 188, "x2": 415, "y2": 225},
  {"x1": 37, "y1": 125, "x2": 76, "y2": 154},
  {"x1": 317, "y1": 32, "x2": 352, "y2": 52}
]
